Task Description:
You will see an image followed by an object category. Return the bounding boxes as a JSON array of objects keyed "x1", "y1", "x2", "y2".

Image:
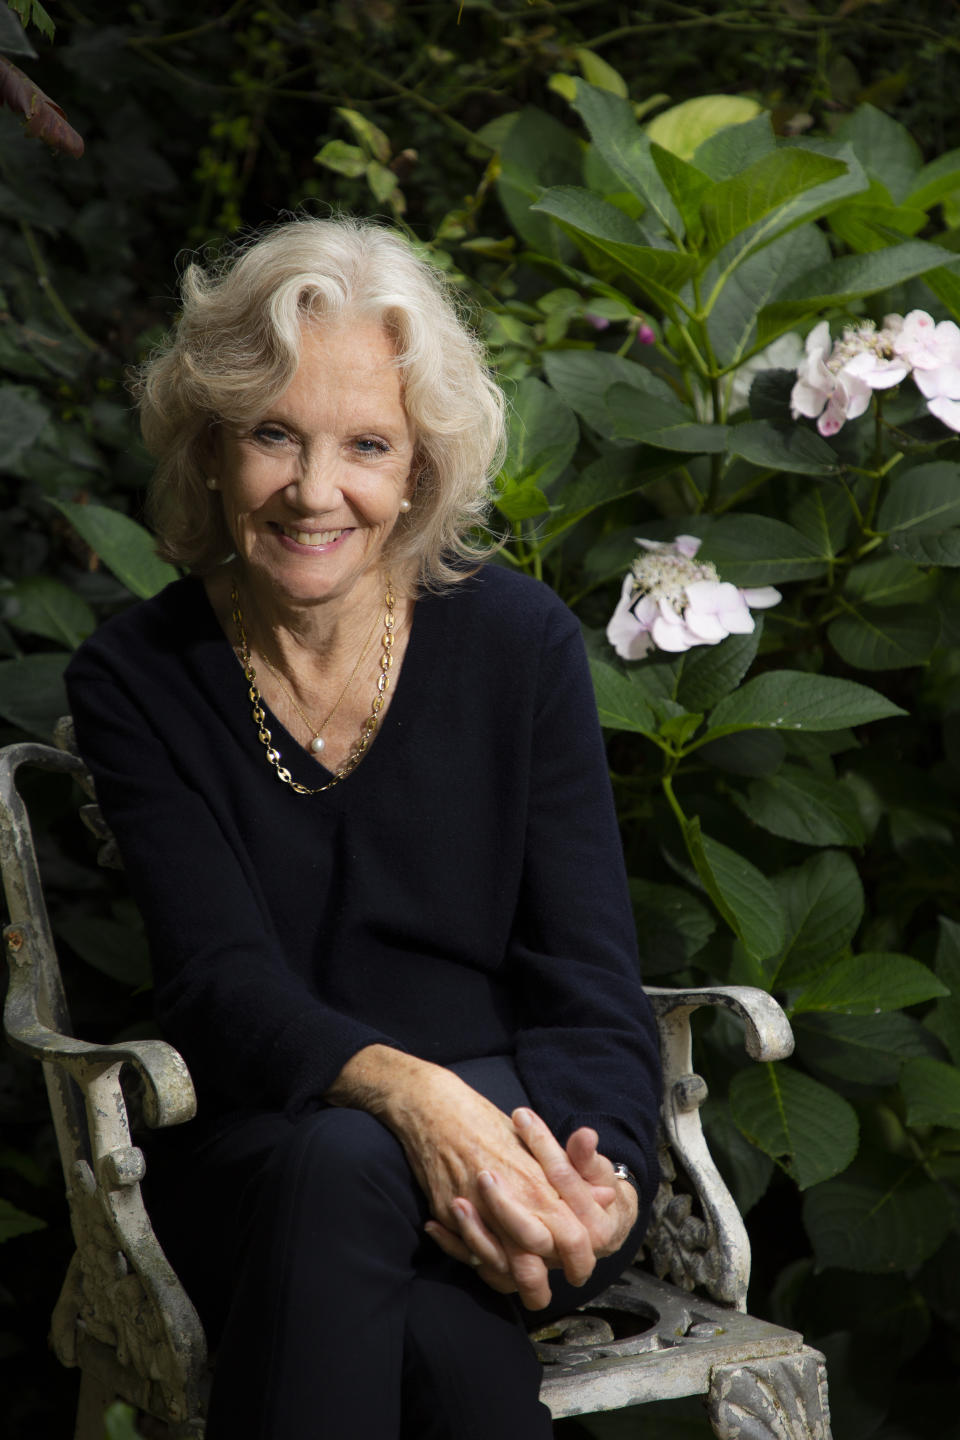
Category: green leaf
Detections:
[
  {"x1": 789, "y1": 486, "x2": 852, "y2": 557},
  {"x1": 542, "y1": 351, "x2": 675, "y2": 441},
  {"x1": 500, "y1": 377, "x2": 579, "y2": 491},
  {"x1": 693, "y1": 114, "x2": 776, "y2": 181},
  {"x1": 757, "y1": 241, "x2": 957, "y2": 346},
  {"x1": 927, "y1": 917, "x2": 960, "y2": 1065},
  {"x1": 572, "y1": 48, "x2": 628, "y2": 98},
  {"x1": 571, "y1": 83, "x2": 683, "y2": 236},
  {"x1": 795, "y1": 1011, "x2": 940, "y2": 1087},
  {"x1": 589, "y1": 659, "x2": 658, "y2": 736},
  {"x1": 792, "y1": 954, "x2": 949, "y2": 1017},
  {"x1": 3, "y1": 576, "x2": 95, "y2": 649},
  {"x1": 630, "y1": 878, "x2": 716, "y2": 975},
  {"x1": 550, "y1": 452, "x2": 674, "y2": 522},
  {"x1": 55, "y1": 916, "x2": 152, "y2": 989},
  {"x1": 705, "y1": 671, "x2": 904, "y2": 740},
  {"x1": 701, "y1": 148, "x2": 848, "y2": 257},
  {"x1": 494, "y1": 478, "x2": 550, "y2": 521},
  {"x1": 725, "y1": 419, "x2": 840, "y2": 477},
  {"x1": 0, "y1": 384, "x2": 49, "y2": 467},
  {"x1": 49, "y1": 501, "x2": 178, "y2": 600},
  {"x1": 735, "y1": 767, "x2": 866, "y2": 847},
  {"x1": 647, "y1": 95, "x2": 763, "y2": 162},
  {"x1": 877, "y1": 461, "x2": 960, "y2": 536},
  {"x1": 683, "y1": 818, "x2": 785, "y2": 960},
  {"x1": 366, "y1": 160, "x2": 400, "y2": 205},
  {"x1": 497, "y1": 108, "x2": 582, "y2": 259},
  {"x1": 834, "y1": 104, "x2": 923, "y2": 203},
  {"x1": 531, "y1": 187, "x2": 700, "y2": 311},
  {"x1": 730, "y1": 1062, "x2": 858, "y2": 1189},
  {"x1": 0, "y1": 1197, "x2": 46, "y2": 1243},
  {"x1": 887, "y1": 528, "x2": 960, "y2": 568},
  {"x1": 906, "y1": 147, "x2": 960, "y2": 212},
  {"x1": 829, "y1": 197, "x2": 927, "y2": 253},
  {"x1": 697, "y1": 514, "x2": 830, "y2": 585},
  {"x1": 104, "y1": 1401, "x2": 147, "y2": 1440},
  {"x1": 314, "y1": 139, "x2": 368, "y2": 178},
  {"x1": 771, "y1": 851, "x2": 864, "y2": 987},
  {"x1": 674, "y1": 624, "x2": 761, "y2": 712},
  {"x1": 0, "y1": 653, "x2": 68, "y2": 739},
  {"x1": 606, "y1": 384, "x2": 729, "y2": 452},
  {"x1": 844, "y1": 556, "x2": 938, "y2": 608},
  {"x1": 803, "y1": 1157, "x2": 952, "y2": 1272},
  {"x1": 900, "y1": 1057, "x2": 960, "y2": 1129},
  {"x1": 649, "y1": 142, "x2": 712, "y2": 242},
  {"x1": 700, "y1": 729, "x2": 785, "y2": 777},
  {"x1": 336, "y1": 106, "x2": 391, "y2": 163},
  {"x1": 828, "y1": 605, "x2": 939, "y2": 670},
  {"x1": 707, "y1": 219, "x2": 829, "y2": 370},
  {"x1": 702, "y1": 1100, "x2": 774, "y2": 1215}
]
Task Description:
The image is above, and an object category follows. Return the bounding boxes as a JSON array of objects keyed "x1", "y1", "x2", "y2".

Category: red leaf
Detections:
[{"x1": 0, "y1": 54, "x2": 84, "y2": 158}]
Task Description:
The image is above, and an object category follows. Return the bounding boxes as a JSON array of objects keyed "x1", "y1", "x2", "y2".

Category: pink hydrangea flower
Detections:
[
  {"x1": 893, "y1": 310, "x2": 960, "y2": 422},
  {"x1": 790, "y1": 319, "x2": 908, "y2": 437},
  {"x1": 607, "y1": 535, "x2": 781, "y2": 660}
]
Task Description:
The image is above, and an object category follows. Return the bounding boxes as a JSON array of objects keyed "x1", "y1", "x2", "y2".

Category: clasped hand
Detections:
[{"x1": 396, "y1": 1072, "x2": 638, "y2": 1311}]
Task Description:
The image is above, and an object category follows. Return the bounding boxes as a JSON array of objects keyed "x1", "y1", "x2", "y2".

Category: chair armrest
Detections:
[
  {"x1": 4, "y1": 920, "x2": 195, "y2": 1130},
  {"x1": 644, "y1": 984, "x2": 794, "y2": 1063}
]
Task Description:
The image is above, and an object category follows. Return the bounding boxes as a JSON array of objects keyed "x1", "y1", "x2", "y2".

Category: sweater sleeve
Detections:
[
  {"x1": 66, "y1": 651, "x2": 401, "y2": 1120},
  {"x1": 509, "y1": 604, "x2": 662, "y2": 1207}
]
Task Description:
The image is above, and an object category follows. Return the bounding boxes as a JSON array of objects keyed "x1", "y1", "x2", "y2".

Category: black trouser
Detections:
[{"x1": 146, "y1": 1056, "x2": 645, "y2": 1440}]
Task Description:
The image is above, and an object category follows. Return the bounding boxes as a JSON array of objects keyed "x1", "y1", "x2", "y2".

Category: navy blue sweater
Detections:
[{"x1": 66, "y1": 565, "x2": 661, "y2": 1203}]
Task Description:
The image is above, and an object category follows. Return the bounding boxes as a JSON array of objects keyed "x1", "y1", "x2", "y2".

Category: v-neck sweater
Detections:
[{"x1": 65, "y1": 564, "x2": 661, "y2": 1198}]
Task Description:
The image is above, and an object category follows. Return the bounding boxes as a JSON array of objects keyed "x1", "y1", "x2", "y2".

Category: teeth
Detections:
[{"x1": 281, "y1": 526, "x2": 344, "y2": 546}]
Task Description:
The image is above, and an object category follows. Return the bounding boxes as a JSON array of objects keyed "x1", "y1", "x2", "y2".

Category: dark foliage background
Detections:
[{"x1": 2, "y1": 3, "x2": 960, "y2": 1436}]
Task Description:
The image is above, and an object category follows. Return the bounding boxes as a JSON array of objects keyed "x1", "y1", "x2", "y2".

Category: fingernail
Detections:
[
  {"x1": 452, "y1": 1199, "x2": 468, "y2": 1219},
  {"x1": 478, "y1": 1170, "x2": 496, "y2": 1188},
  {"x1": 514, "y1": 1108, "x2": 534, "y2": 1128}
]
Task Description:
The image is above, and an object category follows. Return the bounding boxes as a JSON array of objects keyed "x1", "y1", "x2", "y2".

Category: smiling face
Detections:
[{"x1": 213, "y1": 317, "x2": 416, "y2": 611}]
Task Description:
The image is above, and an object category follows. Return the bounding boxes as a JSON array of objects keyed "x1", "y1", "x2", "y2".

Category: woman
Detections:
[{"x1": 65, "y1": 216, "x2": 661, "y2": 1439}]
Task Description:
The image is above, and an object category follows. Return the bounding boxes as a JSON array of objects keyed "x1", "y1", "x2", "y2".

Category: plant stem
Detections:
[{"x1": 17, "y1": 222, "x2": 99, "y2": 352}]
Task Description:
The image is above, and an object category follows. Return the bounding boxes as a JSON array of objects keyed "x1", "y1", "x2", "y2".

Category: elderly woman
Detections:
[{"x1": 65, "y1": 217, "x2": 661, "y2": 1439}]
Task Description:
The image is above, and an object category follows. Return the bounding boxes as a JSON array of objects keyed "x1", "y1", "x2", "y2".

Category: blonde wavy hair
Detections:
[{"x1": 136, "y1": 216, "x2": 506, "y2": 587}]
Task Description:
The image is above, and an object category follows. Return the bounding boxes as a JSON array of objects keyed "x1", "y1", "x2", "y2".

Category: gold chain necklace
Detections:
[
  {"x1": 231, "y1": 579, "x2": 396, "y2": 795},
  {"x1": 259, "y1": 603, "x2": 381, "y2": 757}
]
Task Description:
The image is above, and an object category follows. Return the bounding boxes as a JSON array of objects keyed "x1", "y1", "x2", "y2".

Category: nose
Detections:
[{"x1": 286, "y1": 444, "x2": 341, "y2": 513}]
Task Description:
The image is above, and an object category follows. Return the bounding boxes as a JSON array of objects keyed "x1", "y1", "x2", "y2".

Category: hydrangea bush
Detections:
[{"x1": 438, "y1": 79, "x2": 960, "y2": 1424}]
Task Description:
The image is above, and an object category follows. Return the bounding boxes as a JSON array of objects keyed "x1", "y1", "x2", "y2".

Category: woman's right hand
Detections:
[{"x1": 327, "y1": 1046, "x2": 598, "y2": 1309}]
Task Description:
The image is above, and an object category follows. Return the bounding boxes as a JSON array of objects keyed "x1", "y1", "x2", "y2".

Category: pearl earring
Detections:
[
  {"x1": 398, "y1": 498, "x2": 412, "y2": 513},
  {"x1": 206, "y1": 476, "x2": 219, "y2": 490}
]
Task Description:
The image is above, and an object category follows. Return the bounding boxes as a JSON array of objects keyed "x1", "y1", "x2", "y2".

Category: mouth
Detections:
[{"x1": 274, "y1": 523, "x2": 348, "y2": 547}]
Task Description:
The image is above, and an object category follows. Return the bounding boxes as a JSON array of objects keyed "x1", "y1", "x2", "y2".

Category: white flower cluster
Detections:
[
  {"x1": 791, "y1": 310, "x2": 960, "y2": 437},
  {"x1": 607, "y1": 535, "x2": 781, "y2": 659}
]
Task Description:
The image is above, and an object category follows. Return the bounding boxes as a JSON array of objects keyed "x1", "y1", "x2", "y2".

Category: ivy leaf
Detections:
[
  {"x1": 730, "y1": 1062, "x2": 859, "y2": 1189},
  {"x1": 791, "y1": 953, "x2": 949, "y2": 1016}
]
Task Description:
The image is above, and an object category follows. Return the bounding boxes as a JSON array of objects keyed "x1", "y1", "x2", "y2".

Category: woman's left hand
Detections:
[{"x1": 425, "y1": 1110, "x2": 638, "y2": 1290}]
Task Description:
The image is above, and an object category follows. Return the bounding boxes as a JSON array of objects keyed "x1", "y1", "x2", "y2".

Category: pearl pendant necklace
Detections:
[{"x1": 309, "y1": 734, "x2": 326, "y2": 755}]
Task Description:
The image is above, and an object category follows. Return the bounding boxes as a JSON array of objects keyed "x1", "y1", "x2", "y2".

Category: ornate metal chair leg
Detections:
[
  {"x1": 706, "y1": 1347, "x2": 832, "y2": 1440},
  {"x1": 75, "y1": 1371, "x2": 118, "y2": 1440}
]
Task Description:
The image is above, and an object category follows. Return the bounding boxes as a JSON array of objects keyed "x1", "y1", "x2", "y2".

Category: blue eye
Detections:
[
  {"x1": 254, "y1": 425, "x2": 289, "y2": 445},
  {"x1": 354, "y1": 438, "x2": 390, "y2": 456}
]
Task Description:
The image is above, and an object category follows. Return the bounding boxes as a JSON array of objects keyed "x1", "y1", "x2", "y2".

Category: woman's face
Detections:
[{"x1": 214, "y1": 318, "x2": 416, "y2": 609}]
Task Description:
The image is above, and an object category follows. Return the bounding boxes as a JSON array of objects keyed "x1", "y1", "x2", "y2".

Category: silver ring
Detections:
[{"x1": 468, "y1": 1253, "x2": 483, "y2": 1267}]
